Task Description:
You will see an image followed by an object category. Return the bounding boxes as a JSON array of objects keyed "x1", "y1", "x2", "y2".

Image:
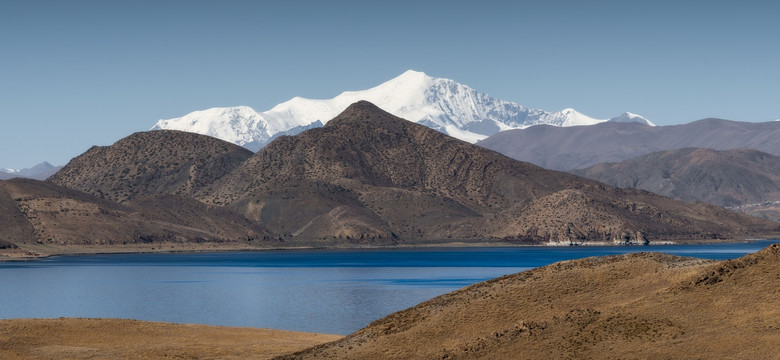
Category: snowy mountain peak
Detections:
[
  {"x1": 555, "y1": 108, "x2": 603, "y2": 127},
  {"x1": 151, "y1": 70, "x2": 651, "y2": 150},
  {"x1": 387, "y1": 69, "x2": 431, "y2": 85},
  {"x1": 608, "y1": 112, "x2": 655, "y2": 126}
]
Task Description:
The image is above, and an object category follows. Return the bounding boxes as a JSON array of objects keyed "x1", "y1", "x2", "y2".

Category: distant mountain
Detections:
[
  {"x1": 477, "y1": 118, "x2": 780, "y2": 170},
  {"x1": 198, "y1": 101, "x2": 774, "y2": 245},
  {"x1": 152, "y1": 70, "x2": 652, "y2": 150},
  {"x1": 0, "y1": 162, "x2": 62, "y2": 181},
  {"x1": 570, "y1": 148, "x2": 780, "y2": 220},
  {"x1": 281, "y1": 244, "x2": 780, "y2": 360}
]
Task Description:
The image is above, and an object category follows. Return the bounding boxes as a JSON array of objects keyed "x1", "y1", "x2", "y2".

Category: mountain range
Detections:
[
  {"x1": 2, "y1": 101, "x2": 775, "y2": 258},
  {"x1": 0, "y1": 162, "x2": 62, "y2": 181},
  {"x1": 191, "y1": 101, "x2": 723, "y2": 244},
  {"x1": 151, "y1": 70, "x2": 653, "y2": 150},
  {"x1": 477, "y1": 118, "x2": 780, "y2": 171}
]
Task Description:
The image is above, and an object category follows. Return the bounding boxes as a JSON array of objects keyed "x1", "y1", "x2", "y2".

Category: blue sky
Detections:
[{"x1": 1, "y1": 0, "x2": 779, "y2": 169}]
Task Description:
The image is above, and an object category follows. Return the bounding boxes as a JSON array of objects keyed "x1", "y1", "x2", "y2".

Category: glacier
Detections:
[{"x1": 151, "y1": 70, "x2": 654, "y2": 151}]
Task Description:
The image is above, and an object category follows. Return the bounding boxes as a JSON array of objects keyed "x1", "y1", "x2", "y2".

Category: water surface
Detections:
[{"x1": 0, "y1": 240, "x2": 776, "y2": 334}]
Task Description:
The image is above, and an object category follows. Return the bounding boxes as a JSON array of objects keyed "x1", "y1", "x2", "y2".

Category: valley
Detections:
[{"x1": 5, "y1": 3, "x2": 779, "y2": 359}]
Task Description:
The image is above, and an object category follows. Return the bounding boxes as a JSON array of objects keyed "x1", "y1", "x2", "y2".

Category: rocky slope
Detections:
[
  {"x1": 49, "y1": 130, "x2": 253, "y2": 203},
  {"x1": 199, "y1": 101, "x2": 778, "y2": 245},
  {"x1": 477, "y1": 118, "x2": 780, "y2": 170},
  {"x1": 278, "y1": 243, "x2": 780, "y2": 360},
  {"x1": 571, "y1": 148, "x2": 780, "y2": 220},
  {"x1": 0, "y1": 178, "x2": 272, "y2": 256}
]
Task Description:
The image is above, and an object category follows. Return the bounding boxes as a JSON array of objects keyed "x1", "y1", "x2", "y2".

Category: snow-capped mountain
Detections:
[
  {"x1": 152, "y1": 70, "x2": 653, "y2": 150},
  {"x1": 608, "y1": 112, "x2": 654, "y2": 125}
]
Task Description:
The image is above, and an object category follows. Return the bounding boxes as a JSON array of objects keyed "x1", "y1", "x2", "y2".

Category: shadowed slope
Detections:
[
  {"x1": 278, "y1": 243, "x2": 780, "y2": 360},
  {"x1": 571, "y1": 148, "x2": 780, "y2": 220}
]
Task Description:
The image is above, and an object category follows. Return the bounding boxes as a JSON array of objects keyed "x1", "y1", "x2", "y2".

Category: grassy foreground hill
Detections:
[{"x1": 277, "y1": 243, "x2": 780, "y2": 360}]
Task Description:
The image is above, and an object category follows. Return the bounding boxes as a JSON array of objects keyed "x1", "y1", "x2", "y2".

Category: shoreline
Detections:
[{"x1": 2, "y1": 236, "x2": 778, "y2": 262}]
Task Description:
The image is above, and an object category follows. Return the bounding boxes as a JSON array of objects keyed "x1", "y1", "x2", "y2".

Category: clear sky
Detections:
[{"x1": 2, "y1": 0, "x2": 779, "y2": 169}]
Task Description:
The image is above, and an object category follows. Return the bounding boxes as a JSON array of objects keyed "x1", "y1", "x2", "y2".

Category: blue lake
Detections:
[{"x1": 0, "y1": 240, "x2": 777, "y2": 335}]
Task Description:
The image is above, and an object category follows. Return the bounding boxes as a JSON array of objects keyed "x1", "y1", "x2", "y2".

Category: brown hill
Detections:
[
  {"x1": 571, "y1": 148, "x2": 780, "y2": 220},
  {"x1": 0, "y1": 178, "x2": 272, "y2": 257},
  {"x1": 477, "y1": 118, "x2": 780, "y2": 170},
  {"x1": 200, "y1": 101, "x2": 779, "y2": 245},
  {"x1": 278, "y1": 243, "x2": 780, "y2": 360},
  {"x1": 49, "y1": 130, "x2": 253, "y2": 203}
]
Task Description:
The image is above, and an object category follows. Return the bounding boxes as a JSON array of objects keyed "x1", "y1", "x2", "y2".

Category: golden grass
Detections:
[
  {"x1": 279, "y1": 245, "x2": 780, "y2": 359},
  {"x1": 0, "y1": 318, "x2": 341, "y2": 360}
]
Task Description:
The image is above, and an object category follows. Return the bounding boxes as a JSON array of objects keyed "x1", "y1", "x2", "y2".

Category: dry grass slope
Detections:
[
  {"x1": 0, "y1": 318, "x2": 342, "y2": 360},
  {"x1": 277, "y1": 244, "x2": 780, "y2": 360}
]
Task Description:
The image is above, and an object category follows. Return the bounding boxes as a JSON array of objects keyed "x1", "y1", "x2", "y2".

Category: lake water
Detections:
[{"x1": 1, "y1": 240, "x2": 777, "y2": 335}]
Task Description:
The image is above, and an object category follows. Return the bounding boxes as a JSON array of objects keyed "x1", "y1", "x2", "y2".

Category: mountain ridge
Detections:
[
  {"x1": 0, "y1": 162, "x2": 62, "y2": 181},
  {"x1": 478, "y1": 118, "x2": 780, "y2": 170}
]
